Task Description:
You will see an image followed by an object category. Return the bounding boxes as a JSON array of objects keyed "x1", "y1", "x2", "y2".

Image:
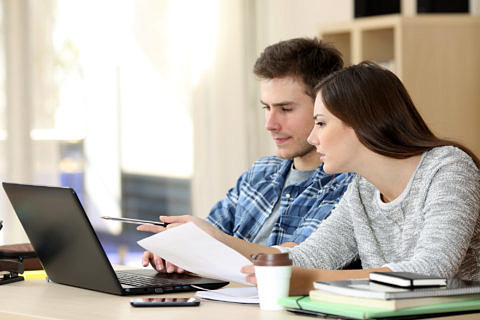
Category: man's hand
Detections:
[
  {"x1": 136, "y1": 215, "x2": 222, "y2": 273},
  {"x1": 136, "y1": 216, "x2": 193, "y2": 273},
  {"x1": 141, "y1": 251, "x2": 184, "y2": 273},
  {"x1": 137, "y1": 215, "x2": 222, "y2": 239},
  {"x1": 136, "y1": 223, "x2": 167, "y2": 233}
]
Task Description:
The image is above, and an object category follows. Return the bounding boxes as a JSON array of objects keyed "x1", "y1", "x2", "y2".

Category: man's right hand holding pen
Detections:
[{"x1": 136, "y1": 215, "x2": 217, "y2": 274}]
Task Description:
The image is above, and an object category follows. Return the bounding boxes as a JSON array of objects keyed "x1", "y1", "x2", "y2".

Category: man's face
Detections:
[{"x1": 261, "y1": 77, "x2": 316, "y2": 161}]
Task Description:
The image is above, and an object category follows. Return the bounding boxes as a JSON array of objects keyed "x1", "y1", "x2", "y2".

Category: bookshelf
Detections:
[{"x1": 319, "y1": 14, "x2": 480, "y2": 156}]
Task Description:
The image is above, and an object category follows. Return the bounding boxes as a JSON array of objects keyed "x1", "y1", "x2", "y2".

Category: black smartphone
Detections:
[{"x1": 130, "y1": 297, "x2": 200, "y2": 307}]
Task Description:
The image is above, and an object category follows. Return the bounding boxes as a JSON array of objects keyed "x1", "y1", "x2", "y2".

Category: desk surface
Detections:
[
  {"x1": 0, "y1": 277, "x2": 311, "y2": 320},
  {"x1": 1, "y1": 278, "x2": 480, "y2": 320}
]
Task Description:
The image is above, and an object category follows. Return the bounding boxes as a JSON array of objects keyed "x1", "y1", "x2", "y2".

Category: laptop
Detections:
[{"x1": 2, "y1": 182, "x2": 228, "y2": 295}]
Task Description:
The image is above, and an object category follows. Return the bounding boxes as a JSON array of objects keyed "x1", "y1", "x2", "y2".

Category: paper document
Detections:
[
  {"x1": 137, "y1": 222, "x2": 253, "y2": 285},
  {"x1": 196, "y1": 287, "x2": 259, "y2": 304}
]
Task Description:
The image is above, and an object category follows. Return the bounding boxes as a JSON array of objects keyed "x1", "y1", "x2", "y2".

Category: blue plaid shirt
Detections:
[{"x1": 206, "y1": 156, "x2": 353, "y2": 246}]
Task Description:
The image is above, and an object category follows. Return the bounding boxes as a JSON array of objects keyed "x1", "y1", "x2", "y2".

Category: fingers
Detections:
[
  {"x1": 142, "y1": 251, "x2": 185, "y2": 274},
  {"x1": 136, "y1": 215, "x2": 195, "y2": 232},
  {"x1": 142, "y1": 251, "x2": 153, "y2": 267},
  {"x1": 241, "y1": 264, "x2": 257, "y2": 285},
  {"x1": 142, "y1": 251, "x2": 163, "y2": 272},
  {"x1": 245, "y1": 274, "x2": 257, "y2": 285},
  {"x1": 136, "y1": 224, "x2": 166, "y2": 233},
  {"x1": 141, "y1": 251, "x2": 166, "y2": 272},
  {"x1": 165, "y1": 261, "x2": 184, "y2": 273},
  {"x1": 160, "y1": 215, "x2": 193, "y2": 225},
  {"x1": 165, "y1": 261, "x2": 175, "y2": 273},
  {"x1": 153, "y1": 256, "x2": 165, "y2": 272},
  {"x1": 240, "y1": 265, "x2": 255, "y2": 274}
]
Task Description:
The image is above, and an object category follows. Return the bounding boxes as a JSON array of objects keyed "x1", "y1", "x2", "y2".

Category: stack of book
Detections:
[{"x1": 279, "y1": 272, "x2": 480, "y2": 319}]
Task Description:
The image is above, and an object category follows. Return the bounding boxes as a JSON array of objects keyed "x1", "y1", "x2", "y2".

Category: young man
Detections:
[{"x1": 140, "y1": 38, "x2": 353, "y2": 272}]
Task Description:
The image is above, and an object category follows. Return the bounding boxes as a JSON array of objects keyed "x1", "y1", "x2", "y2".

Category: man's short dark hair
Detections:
[{"x1": 253, "y1": 38, "x2": 343, "y2": 98}]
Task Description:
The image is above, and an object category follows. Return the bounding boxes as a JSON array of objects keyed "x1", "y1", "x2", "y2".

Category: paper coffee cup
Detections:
[{"x1": 252, "y1": 253, "x2": 292, "y2": 310}]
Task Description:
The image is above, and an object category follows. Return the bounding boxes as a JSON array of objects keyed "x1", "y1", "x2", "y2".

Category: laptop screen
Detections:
[{"x1": 3, "y1": 182, "x2": 124, "y2": 294}]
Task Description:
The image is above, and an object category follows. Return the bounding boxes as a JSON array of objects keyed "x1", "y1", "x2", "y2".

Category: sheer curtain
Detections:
[
  {"x1": 191, "y1": 0, "x2": 271, "y2": 218},
  {"x1": 2, "y1": 0, "x2": 34, "y2": 243}
]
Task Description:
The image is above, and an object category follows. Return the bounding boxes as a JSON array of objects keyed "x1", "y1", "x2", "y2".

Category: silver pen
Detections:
[{"x1": 101, "y1": 216, "x2": 168, "y2": 227}]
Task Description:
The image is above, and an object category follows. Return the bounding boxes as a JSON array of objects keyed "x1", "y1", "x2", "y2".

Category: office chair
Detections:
[{"x1": 0, "y1": 220, "x2": 41, "y2": 285}]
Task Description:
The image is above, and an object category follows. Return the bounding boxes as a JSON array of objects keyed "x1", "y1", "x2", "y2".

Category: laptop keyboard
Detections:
[{"x1": 116, "y1": 270, "x2": 201, "y2": 288}]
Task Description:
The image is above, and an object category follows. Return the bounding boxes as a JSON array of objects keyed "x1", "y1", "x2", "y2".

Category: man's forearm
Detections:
[
  {"x1": 279, "y1": 241, "x2": 298, "y2": 248},
  {"x1": 217, "y1": 230, "x2": 281, "y2": 260}
]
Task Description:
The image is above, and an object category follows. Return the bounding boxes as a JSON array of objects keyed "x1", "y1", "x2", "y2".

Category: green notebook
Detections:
[{"x1": 278, "y1": 296, "x2": 480, "y2": 319}]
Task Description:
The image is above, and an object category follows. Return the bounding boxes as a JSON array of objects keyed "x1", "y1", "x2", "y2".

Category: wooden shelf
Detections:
[{"x1": 319, "y1": 14, "x2": 480, "y2": 156}]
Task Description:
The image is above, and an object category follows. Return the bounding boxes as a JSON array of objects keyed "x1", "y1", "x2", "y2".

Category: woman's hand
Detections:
[{"x1": 240, "y1": 264, "x2": 257, "y2": 285}]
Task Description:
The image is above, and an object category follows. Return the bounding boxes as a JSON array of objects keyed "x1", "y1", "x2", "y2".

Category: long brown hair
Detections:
[{"x1": 314, "y1": 61, "x2": 480, "y2": 167}]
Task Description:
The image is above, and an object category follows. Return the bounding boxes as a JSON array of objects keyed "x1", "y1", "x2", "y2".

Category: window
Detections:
[{"x1": 2, "y1": 0, "x2": 218, "y2": 265}]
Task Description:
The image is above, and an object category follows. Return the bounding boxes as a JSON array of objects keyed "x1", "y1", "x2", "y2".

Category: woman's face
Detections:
[{"x1": 307, "y1": 92, "x2": 363, "y2": 174}]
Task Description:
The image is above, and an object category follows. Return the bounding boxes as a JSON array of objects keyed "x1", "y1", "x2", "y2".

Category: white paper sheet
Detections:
[
  {"x1": 196, "y1": 287, "x2": 259, "y2": 304},
  {"x1": 137, "y1": 222, "x2": 253, "y2": 285}
]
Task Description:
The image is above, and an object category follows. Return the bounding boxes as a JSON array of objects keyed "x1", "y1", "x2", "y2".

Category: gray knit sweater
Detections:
[{"x1": 277, "y1": 146, "x2": 480, "y2": 280}]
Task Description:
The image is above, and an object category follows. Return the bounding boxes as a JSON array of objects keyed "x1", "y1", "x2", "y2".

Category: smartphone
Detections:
[
  {"x1": 130, "y1": 297, "x2": 200, "y2": 307},
  {"x1": 101, "y1": 216, "x2": 168, "y2": 227}
]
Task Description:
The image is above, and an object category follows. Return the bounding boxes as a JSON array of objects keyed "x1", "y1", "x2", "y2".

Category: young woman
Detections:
[{"x1": 141, "y1": 62, "x2": 480, "y2": 296}]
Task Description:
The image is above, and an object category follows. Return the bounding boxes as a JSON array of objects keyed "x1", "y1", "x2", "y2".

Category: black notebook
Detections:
[
  {"x1": 369, "y1": 272, "x2": 447, "y2": 288},
  {"x1": 2, "y1": 182, "x2": 228, "y2": 295}
]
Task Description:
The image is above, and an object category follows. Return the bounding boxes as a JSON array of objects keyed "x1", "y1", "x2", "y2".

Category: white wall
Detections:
[{"x1": 256, "y1": 0, "x2": 352, "y2": 48}]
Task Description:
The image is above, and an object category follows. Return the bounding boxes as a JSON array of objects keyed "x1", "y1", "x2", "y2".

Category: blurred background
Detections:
[{"x1": 0, "y1": 0, "x2": 478, "y2": 266}]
